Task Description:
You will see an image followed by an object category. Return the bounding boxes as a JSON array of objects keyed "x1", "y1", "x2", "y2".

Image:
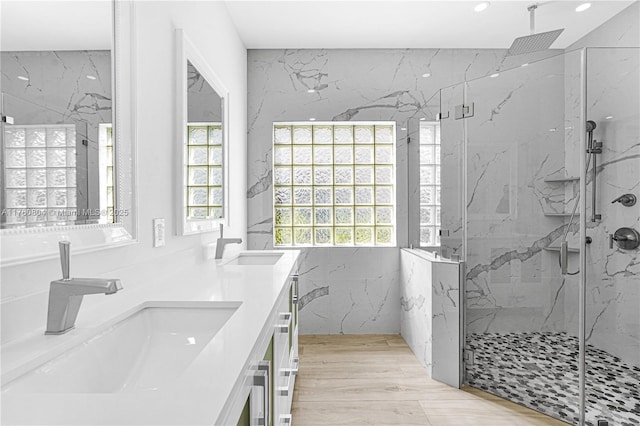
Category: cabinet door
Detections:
[
  {"x1": 261, "y1": 338, "x2": 274, "y2": 426},
  {"x1": 239, "y1": 337, "x2": 273, "y2": 426},
  {"x1": 289, "y1": 275, "x2": 299, "y2": 352}
]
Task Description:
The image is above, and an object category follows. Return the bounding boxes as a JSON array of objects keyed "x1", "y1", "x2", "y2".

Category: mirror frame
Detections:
[
  {"x1": 175, "y1": 29, "x2": 229, "y2": 235},
  {"x1": 0, "y1": 0, "x2": 138, "y2": 266}
]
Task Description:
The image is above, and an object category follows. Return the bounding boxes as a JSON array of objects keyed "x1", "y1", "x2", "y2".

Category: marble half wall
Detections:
[
  {"x1": 400, "y1": 249, "x2": 461, "y2": 388},
  {"x1": 400, "y1": 249, "x2": 433, "y2": 372},
  {"x1": 247, "y1": 48, "x2": 555, "y2": 334}
]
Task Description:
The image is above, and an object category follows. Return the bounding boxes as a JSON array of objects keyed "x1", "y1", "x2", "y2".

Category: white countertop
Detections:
[{"x1": 1, "y1": 250, "x2": 300, "y2": 425}]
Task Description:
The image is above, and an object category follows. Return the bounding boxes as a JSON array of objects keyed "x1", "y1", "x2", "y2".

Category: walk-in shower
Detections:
[{"x1": 431, "y1": 47, "x2": 640, "y2": 426}]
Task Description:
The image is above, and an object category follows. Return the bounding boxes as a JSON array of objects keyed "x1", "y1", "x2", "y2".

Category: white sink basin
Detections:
[
  {"x1": 2, "y1": 301, "x2": 241, "y2": 394},
  {"x1": 224, "y1": 252, "x2": 283, "y2": 266}
]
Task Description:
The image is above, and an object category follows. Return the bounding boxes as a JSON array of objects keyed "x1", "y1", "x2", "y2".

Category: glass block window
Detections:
[
  {"x1": 419, "y1": 122, "x2": 441, "y2": 246},
  {"x1": 186, "y1": 123, "x2": 223, "y2": 220},
  {"x1": 2, "y1": 124, "x2": 77, "y2": 226},
  {"x1": 273, "y1": 122, "x2": 396, "y2": 247},
  {"x1": 98, "y1": 124, "x2": 116, "y2": 223}
]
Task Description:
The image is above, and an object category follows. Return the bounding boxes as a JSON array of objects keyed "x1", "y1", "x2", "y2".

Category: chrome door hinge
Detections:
[
  {"x1": 454, "y1": 103, "x2": 474, "y2": 120},
  {"x1": 1, "y1": 115, "x2": 15, "y2": 124},
  {"x1": 436, "y1": 111, "x2": 450, "y2": 120},
  {"x1": 464, "y1": 349, "x2": 475, "y2": 365}
]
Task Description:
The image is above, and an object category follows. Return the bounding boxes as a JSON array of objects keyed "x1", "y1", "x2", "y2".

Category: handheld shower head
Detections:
[{"x1": 586, "y1": 120, "x2": 597, "y2": 132}]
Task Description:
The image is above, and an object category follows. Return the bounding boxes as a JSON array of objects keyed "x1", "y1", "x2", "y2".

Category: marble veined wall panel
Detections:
[
  {"x1": 297, "y1": 247, "x2": 400, "y2": 334},
  {"x1": 461, "y1": 54, "x2": 571, "y2": 335},
  {"x1": 400, "y1": 249, "x2": 461, "y2": 387},
  {"x1": 400, "y1": 249, "x2": 433, "y2": 371},
  {"x1": 582, "y1": 48, "x2": 640, "y2": 366},
  {"x1": 248, "y1": 49, "x2": 555, "y2": 333}
]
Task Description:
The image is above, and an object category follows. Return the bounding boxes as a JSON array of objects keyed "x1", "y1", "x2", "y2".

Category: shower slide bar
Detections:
[{"x1": 586, "y1": 120, "x2": 602, "y2": 223}]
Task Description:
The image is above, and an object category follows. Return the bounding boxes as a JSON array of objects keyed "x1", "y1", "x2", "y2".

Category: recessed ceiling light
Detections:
[
  {"x1": 490, "y1": 73, "x2": 500, "y2": 78},
  {"x1": 419, "y1": 118, "x2": 426, "y2": 121},
  {"x1": 422, "y1": 72, "x2": 431, "y2": 78},
  {"x1": 576, "y1": 3, "x2": 591, "y2": 12},
  {"x1": 521, "y1": 63, "x2": 529, "y2": 67},
  {"x1": 86, "y1": 75, "x2": 97, "y2": 80},
  {"x1": 309, "y1": 118, "x2": 316, "y2": 121},
  {"x1": 605, "y1": 115, "x2": 614, "y2": 120},
  {"x1": 474, "y1": 2, "x2": 490, "y2": 12},
  {"x1": 17, "y1": 75, "x2": 29, "y2": 81},
  {"x1": 307, "y1": 89, "x2": 316, "y2": 93}
]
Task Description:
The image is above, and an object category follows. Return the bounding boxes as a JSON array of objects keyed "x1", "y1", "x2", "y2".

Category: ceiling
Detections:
[
  {"x1": 1, "y1": 1, "x2": 634, "y2": 51},
  {"x1": 1, "y1": 1, "x2": 112, "y2": 51},
  {"x1": 224, "y1": 0, "x2": 636, "y2": 49}
]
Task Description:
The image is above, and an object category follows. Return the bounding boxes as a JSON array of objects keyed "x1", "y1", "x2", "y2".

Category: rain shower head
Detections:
[
  {"x1": 507, "y1": 4, "x2": 564, "y2": 56},
  {"x1": 507, "y1": 29, "x2": 564, "y2": 56}
]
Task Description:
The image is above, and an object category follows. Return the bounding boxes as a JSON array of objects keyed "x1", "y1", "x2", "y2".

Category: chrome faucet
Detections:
[
  {"x1": 215, "y1": 223, "x2": 242, "y2": 259},
  {"x1": 45, "y1": 241, "x2": 123, "y2": 335}
]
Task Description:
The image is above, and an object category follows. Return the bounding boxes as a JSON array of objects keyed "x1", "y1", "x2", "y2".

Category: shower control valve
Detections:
[
  {"x1": 611, "y1": 193, "x2": 637, "y2": 207},
  {"x1": 609, "y1": 227, "x2": 640, "y2": 250}
]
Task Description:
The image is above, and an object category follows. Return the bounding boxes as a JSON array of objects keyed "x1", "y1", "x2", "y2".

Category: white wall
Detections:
[
  {"x1": 1, "y1": 1, "x2": 247, "y2": 344},
  {"x1": 568, "y1": 1, "x2": 640, "y2": 50}
]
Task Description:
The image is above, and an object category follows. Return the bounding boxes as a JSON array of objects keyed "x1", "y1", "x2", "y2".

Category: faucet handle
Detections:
[
  {"x1": 59, "y1": 241, "x2": 70, "y2": 280},
  {"x1": 611, "y1": 193, "x2": 637, "y2": 207}
]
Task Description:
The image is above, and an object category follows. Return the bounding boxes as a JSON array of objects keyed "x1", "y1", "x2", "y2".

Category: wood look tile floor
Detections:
[{"x1": 292, "y1": 335, "x2": 569, "y2": 426}]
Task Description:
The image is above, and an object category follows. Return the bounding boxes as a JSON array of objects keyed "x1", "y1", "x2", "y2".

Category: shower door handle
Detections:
[{"x1": 560, "y1": 241, "x2": 568, "y2": 275}]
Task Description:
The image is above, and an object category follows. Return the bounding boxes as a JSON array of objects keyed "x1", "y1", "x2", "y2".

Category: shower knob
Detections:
[
  {"x1": 611, "y1": 193, "x2": 636, "y2": 207},
  {"x1": 609, "y1": 227, "x2": 640, "y2": 250}
]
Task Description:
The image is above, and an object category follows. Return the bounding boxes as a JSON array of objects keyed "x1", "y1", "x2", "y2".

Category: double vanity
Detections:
[
  {"x1": 1, "y1": 250, "x2": 300, "y2": 426},
  {"x1": 1, "y1": 3, "x2": 298, "y2": 425}
]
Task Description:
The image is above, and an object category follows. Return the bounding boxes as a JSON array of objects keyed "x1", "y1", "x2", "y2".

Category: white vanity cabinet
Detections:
[{"x1": 217, "y1": 273, "x2": 299, "y2": 426}]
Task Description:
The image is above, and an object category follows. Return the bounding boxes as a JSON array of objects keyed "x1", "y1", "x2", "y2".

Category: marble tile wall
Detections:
[
  {"x1": 247, "y1": 48, "x2": 555, "y2": 333},
  {"x1": 441, "y1": 53, "x2": 573, "y2": 335},
  {"x1": 1, "y1": 50, "x2": 112, "y2": 215},
  {"x1": 581, "y1": 48, "x2": 640, "y2": 366},
  {"x1": 297, "y1": 247, "x2": 400, "y2": 334}
]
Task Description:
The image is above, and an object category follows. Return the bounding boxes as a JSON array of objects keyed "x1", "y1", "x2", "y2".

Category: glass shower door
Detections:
[
  {"x1": 583, "y1": 47, "x2": 640, "y2": 426},
  {"x1": 439, "y1": 83, "x2": 465, "y2": 259},
  {"x1": 462, "y1": 50, "x2": 583, "y2": 425}
]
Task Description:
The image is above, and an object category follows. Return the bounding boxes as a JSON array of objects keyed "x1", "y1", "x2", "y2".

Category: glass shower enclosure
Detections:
[{"x1": 438, "y1": 48, "x2": 639, "y2": 426}]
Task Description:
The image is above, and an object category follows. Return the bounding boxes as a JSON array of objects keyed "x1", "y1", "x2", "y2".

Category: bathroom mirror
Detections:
[
  {"x1": 175, "y1": 29, "x2": 229, "y2": 235},
  {"x1": 0, "y1": 0, "x2": 137, "y2": 265}
]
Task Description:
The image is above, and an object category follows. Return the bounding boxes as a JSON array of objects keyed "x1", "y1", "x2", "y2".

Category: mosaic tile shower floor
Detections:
[{"x1": 466, "y1": 332, "x2": 640, "y2": 426}]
